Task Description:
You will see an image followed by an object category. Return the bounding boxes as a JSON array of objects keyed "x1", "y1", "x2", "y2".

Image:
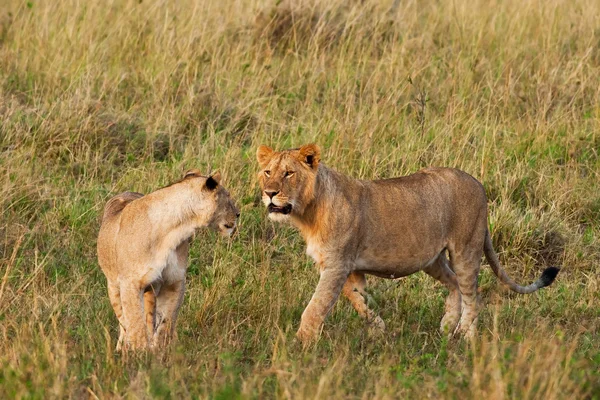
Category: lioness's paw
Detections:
[
  {"x1": 452, "y1": 320, "x2": 477, "y2": 340},
  {"x1": 367, "y1": 316, "x2": 386, "y2": 337},
  {"x1": 123, "y1": 333, "x2": 151, "y2": 351},
  {"x1": 440, "y1": 315, "x2": 460, "y2": 337},
  {"x1": 371, "y1": 316, "x2": 385, "y2": 330},
  {"x1": 367, "y1": 326, "x2": 385, "y2": 339},
  {"x1": 296, "y1": 325, "x2": 319, "y2": 345}
]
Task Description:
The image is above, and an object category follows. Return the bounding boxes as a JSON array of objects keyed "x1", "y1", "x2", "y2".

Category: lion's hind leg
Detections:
[
  {"x1": 342, "y1": 272, "x2": 385, "y2": 332},
  {"x1": 107, "y1": 282, "x2": 126, "y2": 351},
  {"x1": 423, "y1": 252, "x2": 462, "y2": 336},
  {"x1": 449, "y1": 248, "x2": 482, "y2": 339},
  {"x1": 144, "y1": 286, "x2": 158, "y2": 342},
  {"x1": 120, "y1": 281, "x2": 150, "y2": 350}
]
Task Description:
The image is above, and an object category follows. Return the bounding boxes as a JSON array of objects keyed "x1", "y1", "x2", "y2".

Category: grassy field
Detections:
[{"x1": 1, "y1": 0, "x2": 599, "y2": 398}]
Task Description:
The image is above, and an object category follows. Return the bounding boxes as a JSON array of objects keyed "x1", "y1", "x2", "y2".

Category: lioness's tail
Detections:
[
  {"x1": 484, "y1": 230, "x2": 559, "y2": 294},
  {"x1": 101, "y1": 192, "x2": 144, "y2": 223}
]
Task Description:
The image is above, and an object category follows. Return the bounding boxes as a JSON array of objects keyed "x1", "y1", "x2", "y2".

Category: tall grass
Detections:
[{"x1": 1, "y1": 0, "x2": 599, "y2": 397}]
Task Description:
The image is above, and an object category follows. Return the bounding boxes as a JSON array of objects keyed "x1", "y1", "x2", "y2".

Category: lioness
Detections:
[
  {"x1": 256, "y1": 144, "x2": 559, "y2": 342},
  {"x1": 97, "y1": 170, "x2": 239, "y2": 350}
]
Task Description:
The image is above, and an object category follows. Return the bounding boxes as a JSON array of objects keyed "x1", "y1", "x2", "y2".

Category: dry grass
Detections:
[{"x1": 1, "y1": 0, "x2": 599, "y2": 398}]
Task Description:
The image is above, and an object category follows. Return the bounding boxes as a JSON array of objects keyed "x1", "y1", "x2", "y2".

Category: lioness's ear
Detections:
[
  {"x1": 183, "y1": 169, "x2": 202, "y2": 179},
  {"x1": 205, "y1": 172, "x2": 221, "y2": 191},
  {"x1": 297, "y1": 144, "x2": 320, "y2": 169},
  {"x1": 210, "y1": 171, "x2": 221, "y2": 184},
  {"x1": 257, "y1": 145, "x2": 274, "y2": 169}
]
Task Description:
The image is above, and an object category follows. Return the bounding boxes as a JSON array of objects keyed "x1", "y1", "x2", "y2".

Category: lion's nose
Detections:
[
  {"x1": 265, "y1": 190, "x2": 279, "y2": 199},
  {"x1": 224, "y1": 223, "x2": 234, "y2": 229}
]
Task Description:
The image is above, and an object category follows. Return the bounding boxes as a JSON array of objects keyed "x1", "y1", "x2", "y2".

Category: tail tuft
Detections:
[{"x1": 538, "y1": 267, "x2": 560, "y2": 288}]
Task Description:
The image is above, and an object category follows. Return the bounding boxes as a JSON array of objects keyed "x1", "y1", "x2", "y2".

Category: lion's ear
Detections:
[
  {"x1": 257, "y1": 145, "x2": 274, "y2": 169},
  {"x1": 298, "y1": 144, "x2": 320, "y2": 169},
  {"x1": 210, "y1": 171, "x2": 221, "y2": 184},
  {"x1": 183, "y1": 169, "x2": 202, "y2": 179},
  {"x1": 205, "y1": 172, "x2": 221, "y2": 191}
]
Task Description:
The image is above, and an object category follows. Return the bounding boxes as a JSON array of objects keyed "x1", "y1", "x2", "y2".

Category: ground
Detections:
[{"x1": 0, "y1": 0, "x2": 599, "y2": 398}]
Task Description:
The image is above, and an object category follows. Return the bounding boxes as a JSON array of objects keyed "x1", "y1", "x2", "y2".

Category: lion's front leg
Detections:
[
  {"x1": 297, "y1": 268, "x2": 349, "y2": 344},
  {"x1": 342, "y1": 272, "x2": 385, "y2": 332},
  {"x1": 152, "y1": 280, "x2": 185, "y2": 349}
]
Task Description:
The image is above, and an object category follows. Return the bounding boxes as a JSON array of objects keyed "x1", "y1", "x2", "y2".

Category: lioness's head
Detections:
[
  {"x1": 256, "y1": 143, "x2": 320, "y2": 222},
  {"x1": 183, "y1": 170, "x2": 240, "y2": 236}
]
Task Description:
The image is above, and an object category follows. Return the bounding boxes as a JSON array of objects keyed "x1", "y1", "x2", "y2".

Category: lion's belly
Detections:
[{"x1": 354, "y1": 252, "x2": 440, "y2": 279}]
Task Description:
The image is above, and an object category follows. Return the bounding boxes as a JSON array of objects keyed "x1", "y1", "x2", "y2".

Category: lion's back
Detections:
[{"x1": 358, "y1": 167, "x2": 488, "y2": 246}]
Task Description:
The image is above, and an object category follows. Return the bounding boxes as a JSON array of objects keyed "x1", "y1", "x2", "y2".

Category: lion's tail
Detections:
[
  {"x1": 101, "y1": 191, "x2": 144, "y2": 224},
  {"x1": 484, "y1": 230, "x2": 559, "y2": 294}
]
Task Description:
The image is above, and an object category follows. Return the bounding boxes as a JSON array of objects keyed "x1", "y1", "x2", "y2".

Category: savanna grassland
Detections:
[{"x1": 1, "y1": 0, "x2": 599, "y2": 398}]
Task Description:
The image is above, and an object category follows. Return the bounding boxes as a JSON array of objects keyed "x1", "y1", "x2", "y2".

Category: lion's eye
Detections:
[
  {"x1": 264, "y1": 170, "x2": 271, "y2": 177},
  {"x1": 285, "y1": 171, "x2": 295, "y2": 178}
]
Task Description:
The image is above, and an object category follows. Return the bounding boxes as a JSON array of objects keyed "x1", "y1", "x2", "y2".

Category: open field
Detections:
[{"x1": 1, "y1": 0, "x2": 599, "y2": 397}]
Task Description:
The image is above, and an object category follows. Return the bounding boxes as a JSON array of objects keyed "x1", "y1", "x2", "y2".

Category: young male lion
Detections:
[
  {"x1": 97, "y1": 170, "x2": 239, "y2": 351},
  {"x1": 256, "y1": 144, "x2": 559, "y2": 342}
]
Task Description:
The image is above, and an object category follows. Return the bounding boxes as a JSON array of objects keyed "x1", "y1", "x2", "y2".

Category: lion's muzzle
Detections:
[{"x1": 267, "y1": 203, "x2": 292, "y2": 214}]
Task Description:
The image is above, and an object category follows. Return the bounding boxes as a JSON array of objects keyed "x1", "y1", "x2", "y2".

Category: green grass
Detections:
[{"x1": 1, "y1": 0, "x2": 599, "y2": 398}]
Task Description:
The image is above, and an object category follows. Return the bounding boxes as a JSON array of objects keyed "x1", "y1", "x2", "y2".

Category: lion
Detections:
[
  {"x1": 256, "y1": 144, "x2": 559, "y2": 343},
  {"x1": 97, "y1": 170, "x2": 239, "y2": 351}
]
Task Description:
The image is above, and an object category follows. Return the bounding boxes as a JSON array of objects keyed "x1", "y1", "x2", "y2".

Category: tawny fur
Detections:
[
  {"x1": 256, "y1": 144, "x2": 559, "y2": 343},
  {"x1": 97, "y1": 171, "x2": 239, "y2": 351}
]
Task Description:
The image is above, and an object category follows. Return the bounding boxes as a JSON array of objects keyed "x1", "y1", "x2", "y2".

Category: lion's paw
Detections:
[
  {"x1": 296, "y1": 325, "x2": 319, "y2": 345},
  {"x1": 440, "y1": 314, "x2": 460, "y2": 337},
  {"x1": 367, "y1": 315, "x2": 386, "y2": 335}
]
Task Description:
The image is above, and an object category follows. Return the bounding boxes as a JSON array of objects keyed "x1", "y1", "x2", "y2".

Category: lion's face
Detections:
[
  {"x1": 256, "y1": 144, "x2": 321, "y2": 222},
  {"x1": 209, "y1": 185, "x2": 240, "y2": 236},
  {"x1": 185, "y1": 171, "x2": 240, "y2": 236}
]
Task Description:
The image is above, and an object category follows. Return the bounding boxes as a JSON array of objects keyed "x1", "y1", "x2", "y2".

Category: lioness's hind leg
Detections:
[
  {"x1": 423, "y1": 253, "x2": 461, "y2": 335},
  {"x1": 450, "y1": 250, "x2": 482, "y2": 339},
  {"x1": 144, "y1": 288, "x2": 157, "y2": 339},
  {"x1": 120, "y1": 282, "x2": 149, "y2": 350},
  {"x1": 107, "y1": 282, "x2": 126, "y2": 351},
  {"x1": 342, "y1": 272, "x2": 385, "y2": 331}
]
